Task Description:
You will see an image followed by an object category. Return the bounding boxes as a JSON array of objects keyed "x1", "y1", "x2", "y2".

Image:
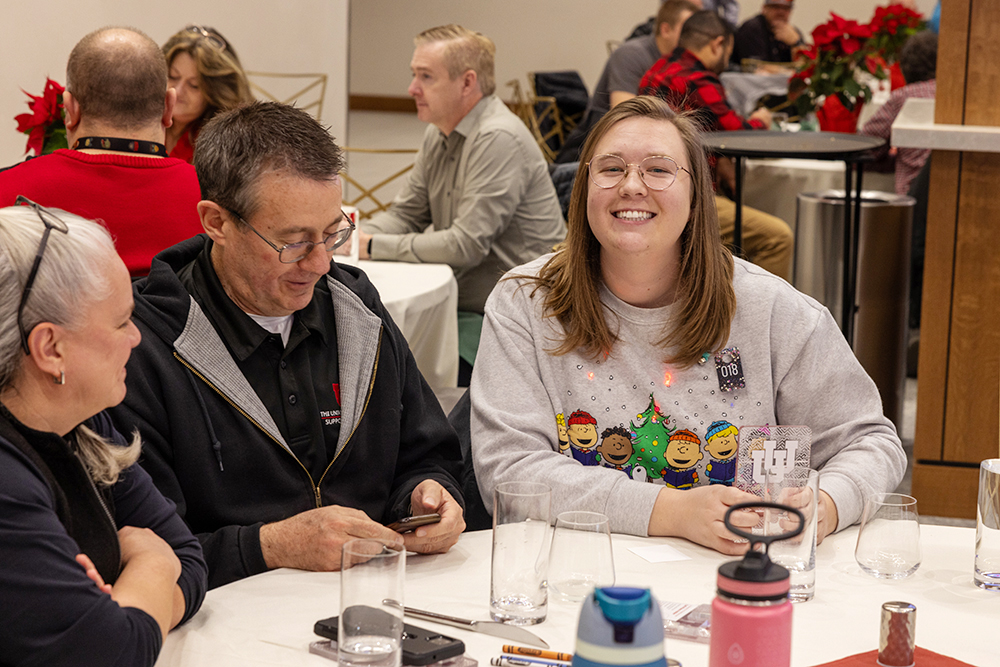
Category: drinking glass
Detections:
[
  {"x1": 339, "y1": 539, "x2": 405, "y2": 667},
  {"x1": 855, "y1": 493, "x2": 921, "y2": 579},
  {"x1": 490, "y1": 481, "x2": 551, "y2": 625},
  {"x1": 975, "y1": 458, "x2": 1000, "y2": 590},
  {"x1": 762, "y1": 469, "x2": 818, "y2": 601},
  {"x1": 548, "y1": 511, "x2": 615, "y2": 602}
]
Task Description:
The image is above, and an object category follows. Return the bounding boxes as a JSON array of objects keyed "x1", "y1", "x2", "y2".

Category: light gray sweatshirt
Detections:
[{"x1": 470, "y1": 255, "x2": 905, "y2": 536}]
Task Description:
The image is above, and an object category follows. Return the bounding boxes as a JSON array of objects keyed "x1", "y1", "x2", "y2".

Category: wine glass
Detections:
[{"x1": 855, "y1": 493, "x2": 921, "y2": 579}]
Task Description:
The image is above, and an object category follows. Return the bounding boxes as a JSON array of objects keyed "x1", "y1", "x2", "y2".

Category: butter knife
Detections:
[{"x1": 402, "y1": 606, "x2": 550, "y2": 649}]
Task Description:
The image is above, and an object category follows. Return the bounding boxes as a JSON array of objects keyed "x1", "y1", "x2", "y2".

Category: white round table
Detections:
[
  {"x1": 159, "y1": 525, "x2": 994, "y2": 667},
  {"x1": 354, "y1": 260, "x2": 458, "y2": 391}
]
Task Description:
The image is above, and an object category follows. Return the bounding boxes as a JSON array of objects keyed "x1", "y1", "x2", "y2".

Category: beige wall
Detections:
[
  {"x1": 350, "y1": 0, "x2": 937, "y2": 100},
  {"x1": 0, "y1": 0, "x2": 349, "y2": 166}
]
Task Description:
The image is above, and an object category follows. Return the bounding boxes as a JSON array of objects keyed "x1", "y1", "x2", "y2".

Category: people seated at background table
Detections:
[
  {"x1": 639, "y1": 11, "x2": 793, "y2": 281},
  {"x1": 731, "y1": 0, "x2": 804, "y2": 68},
  {"x1": 0, "y1": 201, "x2": 206, "y2": 666},
  {"x1": 162, "y1": 25, "x2": 254, "y2": 162},
  {"x1": 861, "y1": 30, "x2": 938, "y2": 196},
  {"x1": 108, "y1": 101, "x2": 466, "y2": 589},
  {"x1": 0, "y1": 27, "x2": 203, "y2": 278},
  {"x1": 556, "y1": 0, "x2": 699, "y2": 164},
  {"x1": 470, "y1": 96, "x2": 905, "y2": 555},
  {"x1": 625, "y1": 0, "x2": 739, "y2": 40},
  {"x1": 357, "y1": 24, "x2": 566, "y2": 381}
]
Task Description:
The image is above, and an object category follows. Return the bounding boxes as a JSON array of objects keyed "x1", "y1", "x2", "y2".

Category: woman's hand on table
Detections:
[
  {"x1": 648, "y1": 485, "x2": 760, "y2": 555},
  {"x1": 403, "y1": 480, "x2": 466, "y2": 554},
  {"x1": 816, "y1": 490, "x2": 839, "y2": 545}
]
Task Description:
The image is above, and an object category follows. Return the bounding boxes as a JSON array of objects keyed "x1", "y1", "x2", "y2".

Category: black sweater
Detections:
[{"x1": 109, "y1": 236, "x2": 464, "y2": 588}]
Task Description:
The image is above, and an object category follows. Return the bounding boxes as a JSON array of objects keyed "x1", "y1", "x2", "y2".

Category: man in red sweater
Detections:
[
  {"x1": 639, "y1": 10, "x2": 793, "y2": 281},
  {"x1": 0, "y1": 27, "x2": 203, "y2": 277}
]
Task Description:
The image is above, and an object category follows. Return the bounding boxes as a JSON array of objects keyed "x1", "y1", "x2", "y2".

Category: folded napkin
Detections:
[{"x1": 811, "y1": 646, "x2": 976, "y2": 667}]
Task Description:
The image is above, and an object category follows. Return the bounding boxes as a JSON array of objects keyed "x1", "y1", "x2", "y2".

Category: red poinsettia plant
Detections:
[
  {"x1": 14, "y1": 78, "x2": 68, "y2": 156},
  {"x1": 792, "y1": 12, "x2": 882, "y2": 118},
  {"x1": 869, "y1": 4, "x2": 925, "y2": 62}
]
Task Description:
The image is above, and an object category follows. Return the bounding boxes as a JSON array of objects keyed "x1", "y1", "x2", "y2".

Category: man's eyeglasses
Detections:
[
  {"x1": 587, "y1": 154, "x2": 692, "y2": 191},
  {"x1": 184, "y1": 25, "x2": 227, "y2": 51},
  {"x1": 229, "y1": 209, "x2": 355, "y2": 264},
  {"x1": 14, "y1": 196, "x2": 69, "y2": 355}
]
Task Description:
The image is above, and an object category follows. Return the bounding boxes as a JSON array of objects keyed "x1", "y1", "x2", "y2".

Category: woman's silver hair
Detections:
[{"x1": 0, "y1": 205, "x2": 140, "y2": 485}]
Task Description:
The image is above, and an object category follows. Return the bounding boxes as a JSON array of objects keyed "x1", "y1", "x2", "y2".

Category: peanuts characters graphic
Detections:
[
  {"x1": 704, "y1": 420, "x2": 738, "y2": 486},
  {"x1": 556, "y1": 413, "x2": 570, "y2": 452},
  {"x1": 597, "y1": 426, "x2": 634, "y2": 476},
  {"x1": 566, "y1": 410, "x2": 599, "y2": 465},
  {"x1": 662, "y1": 429, "x2": 703, "y2": 489}
]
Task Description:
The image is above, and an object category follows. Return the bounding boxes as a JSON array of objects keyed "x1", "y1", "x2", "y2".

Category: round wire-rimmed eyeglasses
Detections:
[{"x1": 587, "y1": 154, "x2": 692, "y2": 191}]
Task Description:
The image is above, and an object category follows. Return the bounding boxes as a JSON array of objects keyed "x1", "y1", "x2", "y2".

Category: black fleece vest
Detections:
[{"x1": 0, "y1": 407, "x2": 121, "y2": 584}]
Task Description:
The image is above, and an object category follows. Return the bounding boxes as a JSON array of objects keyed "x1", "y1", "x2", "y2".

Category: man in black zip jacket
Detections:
[{"x1": 109, "y1": 102, "x2": 466, "y2": 589}]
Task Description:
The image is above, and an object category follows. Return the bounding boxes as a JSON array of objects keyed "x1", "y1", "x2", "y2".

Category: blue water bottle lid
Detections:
[{"x1": 594, "y1": 587, "x2": 651, "y2": 624}]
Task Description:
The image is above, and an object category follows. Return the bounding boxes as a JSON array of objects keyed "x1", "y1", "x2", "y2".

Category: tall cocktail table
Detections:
[{"x1": 702, "y1": 131, "x2": 885, "y2": 343}]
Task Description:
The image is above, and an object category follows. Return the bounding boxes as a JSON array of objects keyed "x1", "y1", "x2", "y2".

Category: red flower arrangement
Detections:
[
  {"x1": 869, "y1": 3, "x2": 925, "y2": 61},
  {"x1": 792, "y1": 5, "x2": 924, "y2": 131},
  {"x1": 14, "y1": 78, "x2": 67, "y2": 156}
]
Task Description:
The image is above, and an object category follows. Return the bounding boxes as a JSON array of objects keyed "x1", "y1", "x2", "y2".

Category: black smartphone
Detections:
[
  {"x1": 386, "y1": 513, "x2": 442, "y2": 533},
  {"x1": 314, "y1": 615, "x2": 465, "y2": 666}
]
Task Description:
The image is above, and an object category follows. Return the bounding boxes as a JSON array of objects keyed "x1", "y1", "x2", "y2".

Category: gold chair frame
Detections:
[
  {"x1": 246, "y1": 71, "x2": 328, "y2": 120},
  {"x1": 506, "y1": 79, "x2": 564, "y2": 163},
  {"x1": 341, "y1": 147, "x2": 419, "y2": 220},
  {"x1": 529, "y1": 72, "x2": 583, "y2": 135}
]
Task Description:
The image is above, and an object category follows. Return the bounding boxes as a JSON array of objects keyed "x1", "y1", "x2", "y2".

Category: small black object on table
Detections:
[{"x1": 701, "y1": 130, "x2": 886, "y2": 345}]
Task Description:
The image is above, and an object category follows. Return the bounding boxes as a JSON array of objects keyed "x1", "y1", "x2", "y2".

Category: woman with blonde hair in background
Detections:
[
  {"x1": 0, "y1": 199, "x2": 206, "y2": 666},
  {"x1": 162, "y1": 25, "x2": 253, "y2": 161}
]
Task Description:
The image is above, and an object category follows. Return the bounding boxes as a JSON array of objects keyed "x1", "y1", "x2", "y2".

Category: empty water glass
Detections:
[
  {"x1": 548, "y1": 511, "x2": 615, "y2": 602},
  {"x1": 855, "y1": 493, "x2": 921, "y2": 579}
]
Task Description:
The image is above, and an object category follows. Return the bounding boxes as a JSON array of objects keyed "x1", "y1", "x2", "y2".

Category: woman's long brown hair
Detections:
[{"x1": 523, "y1": 96, "x2": 736, "y2": 368}]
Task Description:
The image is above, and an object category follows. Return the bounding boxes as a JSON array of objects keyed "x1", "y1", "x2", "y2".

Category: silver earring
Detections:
[{"x1": 53, "y1": 371, "x2": 65, "y2": 385}]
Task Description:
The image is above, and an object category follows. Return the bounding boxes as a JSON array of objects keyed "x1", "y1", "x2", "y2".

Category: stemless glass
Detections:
[
  {"x1": 855, "y1": 493, "x2": 922, "y2": 579},
  {"x1": 548, "y1": 511, "x2": 615, "y2": 602},
  {"x1": 490, "y1": 482, "x2": 551, "y2": 625},
  {"x1": 339, "y1": 540, "x2": 405, "y2": 667}
]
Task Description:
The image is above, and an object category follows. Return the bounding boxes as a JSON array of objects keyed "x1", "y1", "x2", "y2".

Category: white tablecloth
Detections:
[
  {"x1": 354, "y1": 260, "x2": 458, "y2": 391},
  {"x1": 743, "y1": 158, "x2": 897, "y2": 234},
  {"x1": 158, "y1": 525, "x2": 995, "y2": 666}
]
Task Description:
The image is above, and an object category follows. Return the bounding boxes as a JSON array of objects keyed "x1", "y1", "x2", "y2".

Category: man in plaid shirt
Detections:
[{"x1": 639, "y1": 10, "x2": 793, "y2": 281}]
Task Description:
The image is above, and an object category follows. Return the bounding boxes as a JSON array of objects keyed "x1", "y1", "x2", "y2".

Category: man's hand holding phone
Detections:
[{"x1": 399, "y1": 480, "x2": 465, "y2": 554}]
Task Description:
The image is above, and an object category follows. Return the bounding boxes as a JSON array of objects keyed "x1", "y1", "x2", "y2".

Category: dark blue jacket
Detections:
[{"x1": 0, "y1": 410, "x2": 206, "y2": 666}]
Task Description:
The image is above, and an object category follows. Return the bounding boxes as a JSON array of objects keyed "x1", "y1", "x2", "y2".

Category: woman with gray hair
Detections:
[{"x1": 0, "y1": 200, "x2": 206, "y2": 666}]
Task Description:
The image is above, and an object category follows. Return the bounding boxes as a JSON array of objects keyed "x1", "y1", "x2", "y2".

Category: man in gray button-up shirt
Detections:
[{"x1": 358, "y1": 24, "x2": 565, "y2": 315}]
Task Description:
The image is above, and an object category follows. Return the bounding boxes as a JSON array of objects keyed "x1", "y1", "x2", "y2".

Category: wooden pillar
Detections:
[{"x1": 912, "y1": 0, "x2": 1000, "y2": 517}]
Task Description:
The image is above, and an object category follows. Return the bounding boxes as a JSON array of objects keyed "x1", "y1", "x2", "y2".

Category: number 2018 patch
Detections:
[{"x1": 715, "y1": 347, "x2": 745, "y2": 392}]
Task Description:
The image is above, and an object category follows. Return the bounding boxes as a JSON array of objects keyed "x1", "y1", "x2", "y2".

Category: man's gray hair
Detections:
[
  {"x1": 0, "y1": 205, "x2": 140, "y2": 485},
  {"x1": 194, "y1": 101, "x2": 346, "y2": 220}
]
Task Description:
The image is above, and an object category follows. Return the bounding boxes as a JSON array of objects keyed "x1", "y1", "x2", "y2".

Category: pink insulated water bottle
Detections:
[{"x1": 709, "y1": 502, "x2": 804, "y2": 667}]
